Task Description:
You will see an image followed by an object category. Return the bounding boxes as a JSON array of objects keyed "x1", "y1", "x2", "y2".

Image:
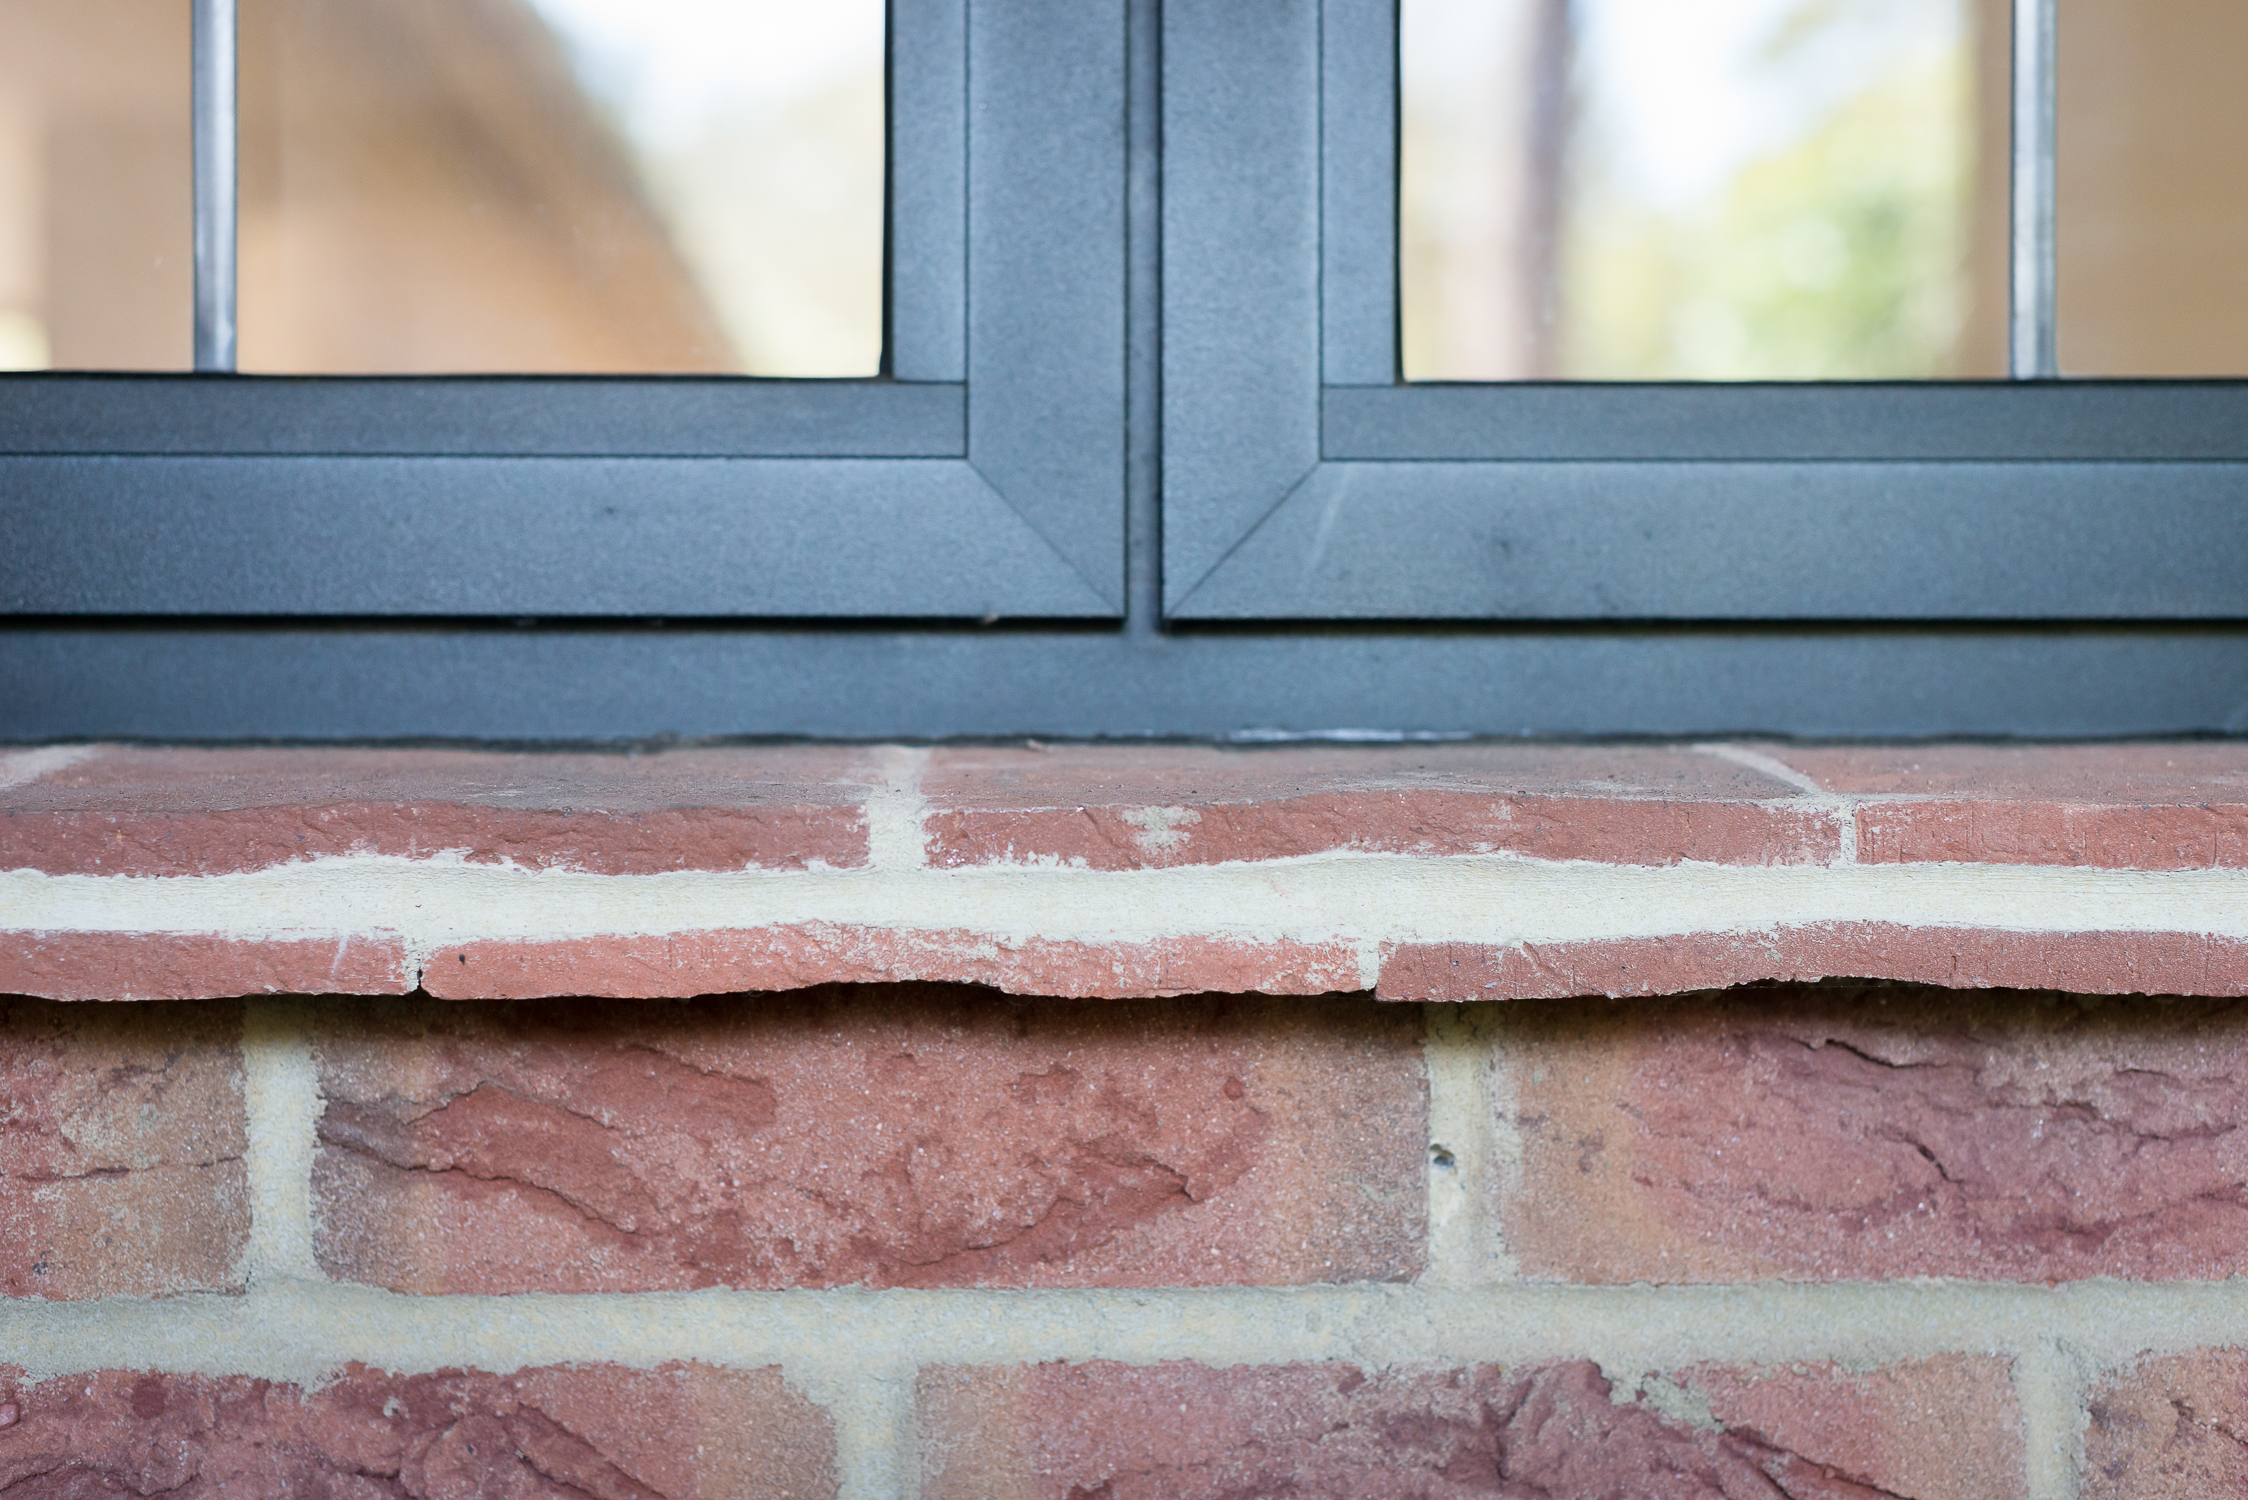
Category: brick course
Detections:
[
  {"x1": 0, "y1": 999, "x2": 245, "y2": 1297},
  {"x1": 916, "y1": 1356, "x2": 2023, "y2": 1499},
  {"x1": 311, "y1": 987, "x2": 1427, "y2": 1292},
  {"x1": 11, "y1": 741, "x2": 2248, "y2": 1004},
  {"x1": 0, "y1": 1362, "x2": 833, "y2": 1498},
  {"x1": 8, "y1": 741, "x2": 2248, "y2": 1492},
  {"x1": 919, "y1": 743, "x2": 1837, "y2": 868},
  {"x1": 1780, "y1": 743, "x2": 2248, "y2": 869},
  {"x1": 0, "y1": 745, "x2": 879, "y2": 876}
]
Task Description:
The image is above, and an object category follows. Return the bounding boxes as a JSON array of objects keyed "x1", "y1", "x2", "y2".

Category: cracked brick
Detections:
[
  {"x1": 309, "y1": 986, "x2": 1426, "y2": 1292},
  {"x1": 0, "y1": 999, "x2": 246, "y2": 1298},
  {"x1": 0, "y1": 1362, "x2": 833, "y2": 1499},
  {"x1": 915, "y1": 1357, "x2": 2024, "y2": 1500},
  {"x1": 1492, "y1": 983, "x2": 2248, "y2": 1283}
]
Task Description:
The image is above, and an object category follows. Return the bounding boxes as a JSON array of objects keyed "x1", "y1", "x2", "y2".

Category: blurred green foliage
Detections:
[{"x1": 1561, "y1": 14, "x2": 1971, "y2": 379}]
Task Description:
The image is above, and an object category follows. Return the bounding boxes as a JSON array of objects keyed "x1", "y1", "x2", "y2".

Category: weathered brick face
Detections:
[
  {"x1": 311, "y1": 986, "x2": 1428, "y2": 1292},
  {"x1": 0, "y1": 999, "x2": 246, "y2": 1298},
  {"x1": 917, "y1": 1356, "x2": 2025, "y2": 1500},
  {"x1": 2084, "y1": 1350, "x2": 2248, "y2": 1499},
  {"x1": 1495, "y1": 985, "x2": 2248, "y2": 1283},
  {"x1": 12, "y1": 741, "x2": 2248, "y2": 1495},
  {"x1": 0, "y1": 1363, "x2": 834, "y2": 1499}
]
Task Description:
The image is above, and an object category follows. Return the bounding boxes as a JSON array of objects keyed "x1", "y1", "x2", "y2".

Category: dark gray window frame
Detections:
[
  {"x1": 3, "y1": 0, "x2": 2246, "y2": 742},
  {"x1": 0, "y1": 0, "x2": 1124, "y2": 621},
  {"x1": 1161, "y1": 0, "x2": 2248, "y2": 623}
]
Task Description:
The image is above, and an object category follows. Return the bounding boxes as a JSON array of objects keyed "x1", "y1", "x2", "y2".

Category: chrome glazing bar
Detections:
[
  {"x1": 2010, "y1": 0, "x2": 2058, "y2": 378},
  {"x1": 192, "y1": 0, "x2": 238, "y2": 372}
]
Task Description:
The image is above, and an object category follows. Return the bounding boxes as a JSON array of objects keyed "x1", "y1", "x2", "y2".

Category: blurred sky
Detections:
[
  {"x1": 524, "y1": 0, "x2": 883, "y2": 147},
  {"x1": 1406, "y1": 0, "x2": 1961, "y2": 209}
]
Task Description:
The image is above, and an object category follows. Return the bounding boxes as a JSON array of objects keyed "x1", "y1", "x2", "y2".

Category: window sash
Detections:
[
  {"x1": 0, "y1": 0, "x2": 1126, "y2": 620},
  {"x1": 1159, "y1": 0, "x2": 2248, "y2": 621}
]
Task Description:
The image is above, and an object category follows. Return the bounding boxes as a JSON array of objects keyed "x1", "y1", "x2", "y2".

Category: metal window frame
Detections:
[
  {"x1": 0, "y1": 0, "x2": 1125, "y2": 620},
  {"x1": 1160, "y1": 0, "x2": 2248, "y2": 623},
  {"x1": 5, "y1": 0, "x2": 2247, "y2": 742}
]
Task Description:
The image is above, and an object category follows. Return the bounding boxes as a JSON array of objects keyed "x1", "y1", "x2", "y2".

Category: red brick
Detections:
[
  {"x1": 0, "y1": 744, "x2": 879, "y2": 876},
  {"x1": 424, "y1": 928, "x2": 1366, "y2": 1001},
  {"x1": 1778, "y1": 742, "x2": 2248, "y2": 801},
  {"x1": 1494, "y1": 985, "x2": 2248, "y2": 1283},
  {"x1": 1688, "y1": 1355, "x2": 2024, "y2": 1500},
  {"x1": 1770, "y1": 743, "x2": 2248, "y2": 869},
  {"x1": 915, "y1": 1357, "x2": 2022, "y2": 1499},
  {"x1": 0, "y1": 931, "x2": 412, "y2": 1002},
  {"x1": 920, "y1": 743, "x2": 1836, "y2": 869},
  {"x1": 0, "y1": 1362, "x2": 833, "y2": 1498},
  {"x1": 2084, "y1": 1350, "x2": 2248, "y2": 1499},
  {"x1": 310, "y1": 987, "x2": 1425, "y2": 1292},
  {"x1": 0, "y1": 1000, "x2": 245, "y2": 1298},
  {"x1": 1379, "y1": 926, "x2": 2248, "y2": 1002}
]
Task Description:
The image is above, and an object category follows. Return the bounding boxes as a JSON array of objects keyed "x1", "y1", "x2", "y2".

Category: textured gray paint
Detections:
[
  {"x1": 888, "y1": 0, "x2": 967, "y2": 381},
  {"x1": 0, "y1": 458, "x2": 1109, "y2": 617},
  {"x1": 1175, "y1": 460, "x2": 2248, "y2": 619},
  {"x1": 0, "y1": 377, "x2": 964, "y2": 457},
  {"x1": 1161, "y1": 0, "x2": 1322, "y2": 609},
  {"x1": 1324, "y1": 383, "x2": 2248, "y2": 462},
  {"x1": 966, "y1": 0, "x2": 1127, "y2": 607},
  {"x1": 7, "y1": 627, "x2": 2245, "y2": 740},
  {"x1": 1320, "y1": 0, "x2": 1398, "y2": 387}
]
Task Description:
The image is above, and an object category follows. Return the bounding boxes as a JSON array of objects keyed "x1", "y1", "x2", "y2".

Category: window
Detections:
[
  {"x1": 1, "y1": 0, "x2": 1122, "y2": 624},
  {"x1": 2, "y1": 0, "x2": 2243, "y2": 740},
  {"x1": 235, "y1": 0, "x2": 887, "y2": 377}
]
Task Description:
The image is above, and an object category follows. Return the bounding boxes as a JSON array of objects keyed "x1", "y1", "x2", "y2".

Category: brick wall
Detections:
[
  {"x1": 0, "y1": 984, "x2": 2244, "y2": 1496},
  {"x1": 6, "y1": 742, "x2": 2248, "y2": 1496}
]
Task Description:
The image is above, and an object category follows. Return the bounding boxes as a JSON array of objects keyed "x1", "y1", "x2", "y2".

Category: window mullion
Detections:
[
  {"x1": 2011, "y1": 0, "x2": 2059, "y2": 379},
  {"x1": 192, "y1": 0, "x2": 238, "y2": 374}
]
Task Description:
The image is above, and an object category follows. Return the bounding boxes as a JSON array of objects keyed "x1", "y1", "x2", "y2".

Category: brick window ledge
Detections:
[{"x1": 4, "y1": 739, "x2": 2243, "y2": 1004}]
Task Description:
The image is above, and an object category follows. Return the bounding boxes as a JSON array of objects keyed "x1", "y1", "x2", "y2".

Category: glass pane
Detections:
[
  {"x1": 0, "y1": 0, "x2": 191, "y2": 371},
  {"x1": 2058, "y1": 0, "x2": 2248, "y2": 376},
  {"x1": 239, "y1": 0, "x2": 883, "y2": 376},
  {"x1": 1402, "y1": 0, "x2": 2003, "y2": 381}
]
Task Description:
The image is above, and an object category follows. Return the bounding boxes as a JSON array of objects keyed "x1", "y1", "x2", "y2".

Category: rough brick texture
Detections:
[
  {"x1": 0, "y1": 1362, "x2": 832, "y2": 1498},
  {"x1": 919, "y1": 742, "x2": 1835, "y2": 868},
  {"x1": 13, "y1": 740, "x2": 2248, "y2": 1005},
  {"x1": 1779, "y1": 743, "x2": 2248, "y2": 868},
  {"x1": 916, "y1": 1356, "x2": 2023, "y2": 1499},
  {"x1": 0, "y1": 933, "x2": 414, "y2": 1004},
  {"x1": 2084, "y1": 1350, "x2": 2248, "y2": 1499},
  {"x1": 0, "y1": 999, "x2": 245, "y2": 1298},
  {"x1": 423, "y1": 930, "x2": 1369, "y2": 1003},
  {"x1": 1380, "y1": 928, "x2": 2248, "y2": 1003},
  {"x1": 1496, "y1": 984, "x2": 2248, "y2": 1282},
  {"x1": 0, "y1": 744, "x2": 878, "y2": 876},
  {"x1": 311, "y1": 986, "x2": 1426, "y2": 1292}
]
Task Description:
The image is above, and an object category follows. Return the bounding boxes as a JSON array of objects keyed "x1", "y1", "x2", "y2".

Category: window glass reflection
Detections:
[
  {"x1": 1402, "y1": 0, "x2": 1996, "y2": 381},
  {"x1": 238, "y1": 0, "x2": 883, "y2": 376},
  {"x1": 2057, "y1": 0, "x2": 2248, "y2": 376},
  {"x1": 0, "y1": 0, "x2": 192, "y2": 371}
]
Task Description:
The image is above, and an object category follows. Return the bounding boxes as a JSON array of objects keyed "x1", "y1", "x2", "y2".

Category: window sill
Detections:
[{"x1": 3, "y1": 740, "x2": 2244, "y2": 1003}]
